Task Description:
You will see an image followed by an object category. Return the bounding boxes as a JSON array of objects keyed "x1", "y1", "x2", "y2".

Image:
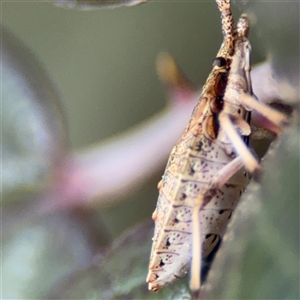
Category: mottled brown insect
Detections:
[{"x1": 147, "y1": 0, "x2": 287, "y2": 296}]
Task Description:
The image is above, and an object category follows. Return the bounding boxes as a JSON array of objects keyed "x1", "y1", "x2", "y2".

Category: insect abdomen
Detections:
[{"x1": 147, "y1": 130, "x2": 248, "y2": 290}]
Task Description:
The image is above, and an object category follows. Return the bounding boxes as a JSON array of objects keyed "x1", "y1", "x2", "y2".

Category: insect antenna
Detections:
[{"x1": 216, "y1": 0, "x2": 234, "y2": 56}]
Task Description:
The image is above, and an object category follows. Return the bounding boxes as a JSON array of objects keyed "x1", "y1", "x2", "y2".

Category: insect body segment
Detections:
[{"x1": 147, "y1": 129, "x2": 249, "y2": 291}]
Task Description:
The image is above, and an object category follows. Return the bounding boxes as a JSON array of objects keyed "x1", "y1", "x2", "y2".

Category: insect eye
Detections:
[{"x1": 212, "y1": 57, "x2": 227, "y2": 67}]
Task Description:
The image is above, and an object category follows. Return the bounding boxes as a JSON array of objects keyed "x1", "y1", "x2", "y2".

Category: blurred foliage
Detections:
[
  {"x1": 2, "y1": 211, "x2": 97, "y2": 299},
  {"x1": 1, "y1": 27, "x2": 68, "y2": 202},
  {"x1": 1, "y1": 1, "x2": 299, "y2": 300}
]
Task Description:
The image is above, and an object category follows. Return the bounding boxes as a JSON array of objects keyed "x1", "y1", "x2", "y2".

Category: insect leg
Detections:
[
  {"x1": 190, "y1": 198, "x2": 203, "y2": 297},
  {"x1": 239, "y1": 92, "x2": 289, "y2": 132},
  {"x1": 241, "y1": 31, "x2": 288, "y2": 134},
  {"x1": 190, "y1": 156, "x2": 244, "y2": 295},
  {"x1": 243, "y1": 29, "x2": 253, "y2": 95},
  {"x1": 218, "y1": 111, "x2": 259, "y2": 173}
]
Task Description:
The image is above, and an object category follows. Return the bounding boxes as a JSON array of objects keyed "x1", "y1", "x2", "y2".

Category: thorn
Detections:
[{"x1": 156, "y1": 52, "x2": 195, "y2": 90}]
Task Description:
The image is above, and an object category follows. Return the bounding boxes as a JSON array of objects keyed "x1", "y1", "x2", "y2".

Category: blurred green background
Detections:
[{"x1": 2, "y1": 1, "x2": 249, "y2": 149}]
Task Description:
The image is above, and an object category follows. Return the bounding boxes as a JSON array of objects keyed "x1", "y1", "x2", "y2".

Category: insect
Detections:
[{"x1": 146, "y1": 0, "x2": 288, "y2": 296}]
